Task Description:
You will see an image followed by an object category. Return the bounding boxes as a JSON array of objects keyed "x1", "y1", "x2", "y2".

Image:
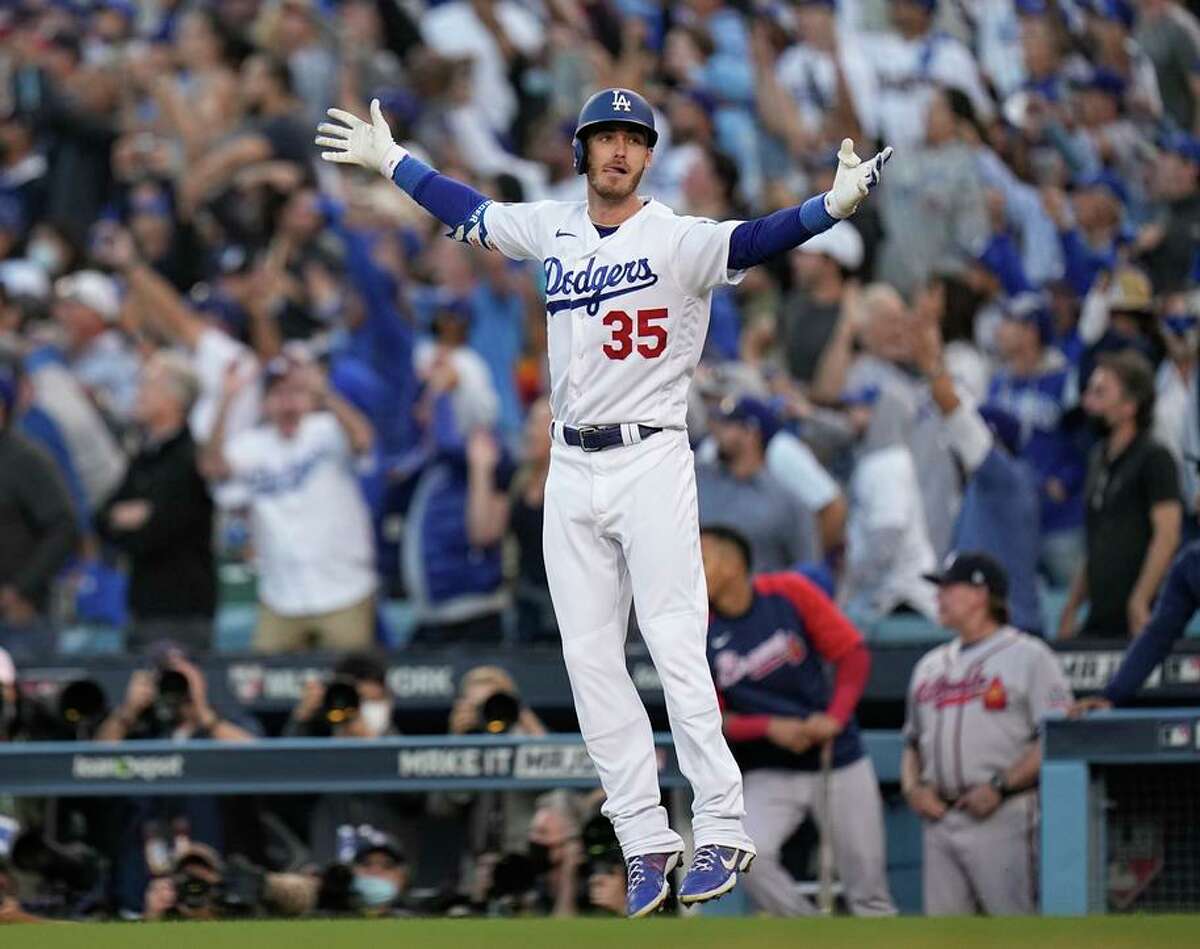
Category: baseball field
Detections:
[{"x1": 0, "y1": 916, "x2": 1195, "y2": 948}]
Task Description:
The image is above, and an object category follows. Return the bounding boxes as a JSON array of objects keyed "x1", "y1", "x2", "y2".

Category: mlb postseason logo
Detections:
[{"x1": 612, "y1": 90, "x2": 633, "y2": 112}]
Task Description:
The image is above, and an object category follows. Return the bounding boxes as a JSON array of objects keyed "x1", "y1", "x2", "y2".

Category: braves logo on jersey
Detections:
[
  {"x1": 914, "y1": 669, "x2": 992, "y2": 709},
  {"x1": 713, "y1": 629, "x2": 808, "y2": 689},
  {"x1": 544, "y1": 255, "x2": 660, "y2": 316}
]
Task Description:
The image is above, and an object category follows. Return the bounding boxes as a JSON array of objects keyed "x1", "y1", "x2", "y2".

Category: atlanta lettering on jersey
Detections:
[
  {"x1": 914, "y1": 670, "x2": 1004, "y2": 709},
  {"x1": 543, "y1": 255, "x2": 659, "y2": 316},
  {"x1": 713, "y1": 629, "x2": 808, "y2": 689}
]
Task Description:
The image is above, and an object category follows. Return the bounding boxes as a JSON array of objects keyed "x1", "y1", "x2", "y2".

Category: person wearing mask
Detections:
[
  {"x1": 96, "y1": 352, "x2": 215, "y2": 654},
  {"x1": 1060, "y1": 351, "x2": 1183, "y2": 639},
  {"x1": 0, "y1": 359, "x2": 78, "y2": 661}
]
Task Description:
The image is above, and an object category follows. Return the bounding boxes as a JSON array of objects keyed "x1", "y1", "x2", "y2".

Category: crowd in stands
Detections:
[{"x1": 1, "y1": 0, "x2": 1200, "y2": 921}]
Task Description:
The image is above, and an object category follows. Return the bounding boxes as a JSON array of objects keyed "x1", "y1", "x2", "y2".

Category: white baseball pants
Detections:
[{"x1": 542, "y1": 428, "x2": 755, "y2": 859}]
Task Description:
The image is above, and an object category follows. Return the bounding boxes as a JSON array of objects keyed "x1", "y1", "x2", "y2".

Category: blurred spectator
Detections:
[
  {"x1": 203, "y1": 357, "x2": 377, "y2": 653},
  {"x1": 986, "y1": 293, "x2": 1086, "y2": 587},
  {"x1": 0, "y1": 358, "x2": 78, "y2": 661},
  {"x1": 701, "y1": 526, "x2": 895, "y2": 917},
  {"x1": 1155, "y1": 298, "x2": 1200, "y2": 538},
  {"x1": 840, "y1": 383, "x2": 937, "y2": 624},
  {"x1": 95, "y1": 352, "x2": 215, "y2": 654},
  {"x1": 814, "y1": 283, "x2": 961, "y2": 558},
  {"x1": 180, "y1": 52, "x2": 312, "y2": 215},
  {"x1": 1135, "y1": 1, "x2": 1200, "y2": 132},
  {"x1": 912, "y1": 316, "x2": 1044, "y2": 635},
  {"x1": 1136, "y1": 134, "x2": 1200, "y2": 295},
  {"x1": 52, "y1": 269, "x2": 140, "y2": 428},
  {"x1": 877, "y1": 87, "x2": 989, "y2": 297},
  {"x1": 0, "y1": 111, "x2": 47, "y2": 239},
  {"x1": 1040, "y1": 174, "x2": 1124, "y2": 302},
  {"x1": 1060, "y1": 351, "x2": 1182, "y2": 638},
  {"x1": 405, "y1": 309, "x2": 511, "y2": 644},
  {"x1": 421, "y1": 0, "x2": 544, "y2": 138},
  {"x1": 95, "y1": 224, "x2": 262, "y2": 447},
  {"x1": 780, "y1": 221, "x2": 862, "y2": 384},
  {"x1": 859, "y1": 0, "x2": 992, "y2": 151},
  {"x1": 696, "y1": 396, "x2": 831, "y2": 571},
  {"x1": 259, "y1": 0, "x2": 338, "y2": 130},
  {"x1": 509, "y1": 398, "x2": 557, "y2": 644}
]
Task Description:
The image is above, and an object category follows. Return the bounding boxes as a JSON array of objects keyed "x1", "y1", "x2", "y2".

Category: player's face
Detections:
[
  {"x1": 586, "y1": 126, "x2": 652, "y2": 201},
  {"x1": 700, "y1": 534, "x2": 740, "y2": 600},
  {"x1": 936, "y1": 582, "x2": 983, "y2": 629}
]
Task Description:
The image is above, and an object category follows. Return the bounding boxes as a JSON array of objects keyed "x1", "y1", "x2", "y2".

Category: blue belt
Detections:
[{"x1": 562, "y1": 424, "x2": 662, "y2": 453}]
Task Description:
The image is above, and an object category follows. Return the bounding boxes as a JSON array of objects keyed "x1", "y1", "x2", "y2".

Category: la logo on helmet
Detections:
[{"x1": 611, "y1": 90, "x2": 633, "y2": 112}]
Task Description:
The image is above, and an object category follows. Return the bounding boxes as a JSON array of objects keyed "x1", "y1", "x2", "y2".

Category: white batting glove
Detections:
[
  {"x1": 824, "y1": 138, "x2": 894, "y2": 220},
  {"x1": 315, "y1": 98, "x2": 408, "y2": 178}
]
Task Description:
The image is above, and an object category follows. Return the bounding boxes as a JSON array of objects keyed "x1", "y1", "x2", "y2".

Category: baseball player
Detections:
[
  {"x1": 902, "y1": 552, "x2": 1073, "y2": 915},
  {"x1": 316, "y1": 88, "x2": 891, "y2": 917},
  {"x1": 700, "y1": 526, "x2": 897, "y2": 917}
]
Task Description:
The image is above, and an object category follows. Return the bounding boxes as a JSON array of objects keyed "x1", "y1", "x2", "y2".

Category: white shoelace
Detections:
[
  {"x1": 627, "y1": 855, "x2": 647, "y2": 888},
  {"x1": 690, "y1": 845, "x2": 720, "y2": 872}
]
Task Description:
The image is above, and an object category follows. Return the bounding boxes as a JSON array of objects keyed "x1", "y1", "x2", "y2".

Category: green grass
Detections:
[{"x1": 1, "y1": 916, "x2": 1196, "y2": 949}]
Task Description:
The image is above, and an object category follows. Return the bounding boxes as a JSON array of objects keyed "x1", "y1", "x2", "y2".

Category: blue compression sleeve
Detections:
[
  {"x1": 392, "y1": 155, "x2": 489, "y2": 231},
  {"x1": 727, "y1": 194, "x2": 837, "y2": 270},
  {"x1": 1102, "y1": 544, "x2": 1200, "y2": 704}
]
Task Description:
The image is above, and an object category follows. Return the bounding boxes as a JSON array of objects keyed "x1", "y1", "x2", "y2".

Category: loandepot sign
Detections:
[{"x1": 72, "y1": 754, "x2": 185, "y2": 781}]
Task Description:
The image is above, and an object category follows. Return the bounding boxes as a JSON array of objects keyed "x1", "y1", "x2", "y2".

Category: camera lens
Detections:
[
  {"x1": 59, "y1": 679, "x2": 107, "y2": 725},
  {"x1": 157, "y1": 670, "x2": 190, "y2": 700},
  {"x1": 481, "y1": 692, "x2": 521, "y2": 735},
  {"x1": 321, "y1": 679, "x2": 361, "y2": 726}
]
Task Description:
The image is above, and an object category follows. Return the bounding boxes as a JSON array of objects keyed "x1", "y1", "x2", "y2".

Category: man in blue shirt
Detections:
[{"x1": 912, "y1": 315, "x2": 1044, "y2": 635}]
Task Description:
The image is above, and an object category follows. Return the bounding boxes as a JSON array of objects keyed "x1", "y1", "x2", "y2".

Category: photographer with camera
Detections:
[
  {"x1": 280, "y1": 653, "x2": 422, "y2": 871},
  {"x1": 284, "y1": 652, "x2": 396, "y2": 740},
  {"x1": 93, "y1": 644, "x2": 259, "y2": 915},
  {"x1": 96, "y1": 649, "x2": 256, "y2": 744},
  {"x1": 141, "y1": 841, "x2": 317, "y2": 921}
]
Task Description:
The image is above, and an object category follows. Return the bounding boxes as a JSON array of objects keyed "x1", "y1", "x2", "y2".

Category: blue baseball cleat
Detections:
[
  {"x1": 625, "y1": 851, "x2": 681, "y2": 918},
  {"x1": 677, "y1": 845, "x2": 755, "y2": 905}
]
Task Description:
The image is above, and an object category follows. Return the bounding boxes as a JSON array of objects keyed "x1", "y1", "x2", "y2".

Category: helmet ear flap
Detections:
[{"x1": 573, "y1": 136, "x2": 586, "y2": 175}]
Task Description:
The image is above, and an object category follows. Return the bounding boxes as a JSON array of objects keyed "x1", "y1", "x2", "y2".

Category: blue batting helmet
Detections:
[{"x1": 573, "y1": 88, "x2": 658, "y2": 175}]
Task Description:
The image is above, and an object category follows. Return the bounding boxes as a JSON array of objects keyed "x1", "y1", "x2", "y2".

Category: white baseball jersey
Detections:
[
  {"x1": 903, "y1": 626, "x2": 1072, "y2": 798},
  {"x1": 471, "y1": 198, "x2": 744, "y2": 428},
  {"x1": 224, "y1": 412, "x2": 377, "y2": 617}
]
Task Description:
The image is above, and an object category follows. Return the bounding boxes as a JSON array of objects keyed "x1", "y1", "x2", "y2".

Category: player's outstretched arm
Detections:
[
  {"x1": 727, "y1": 138, "x2": 892, "y2": 271},
  {"x1": 316, "y1": 99, "x2": 493, "y2": 247}
]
